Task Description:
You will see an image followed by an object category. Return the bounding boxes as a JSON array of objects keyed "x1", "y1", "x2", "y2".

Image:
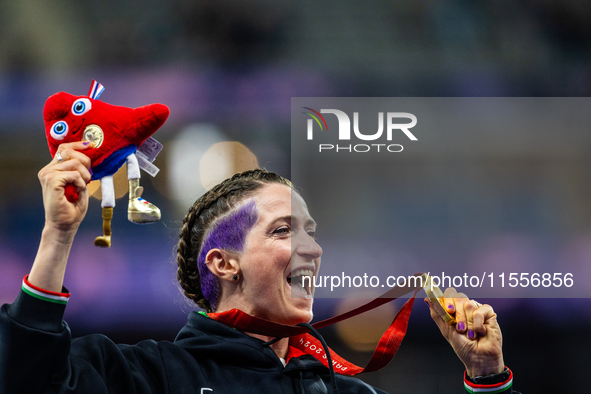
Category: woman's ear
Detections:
[{"x1": 205, "y1": 248, "x2": 240, "y2": 282}]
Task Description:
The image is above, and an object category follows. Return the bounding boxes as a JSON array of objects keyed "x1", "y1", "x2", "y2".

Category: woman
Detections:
[{"x1": 0, "y1": 141, "x2": 517, "y2": 393}]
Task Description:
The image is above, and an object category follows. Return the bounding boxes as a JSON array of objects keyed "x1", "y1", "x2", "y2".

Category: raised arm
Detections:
[
  {"x1": 28, "y1": 141, "x2": 93, "y2": 292},
  {"x1": 1, "y1": 141, "x2": 172, "y2": 394}
]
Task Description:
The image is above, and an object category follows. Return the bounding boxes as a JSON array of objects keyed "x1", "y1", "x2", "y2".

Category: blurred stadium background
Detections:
[{"x1": 1, "y1": 1, "x2": 591, "y2": 392}]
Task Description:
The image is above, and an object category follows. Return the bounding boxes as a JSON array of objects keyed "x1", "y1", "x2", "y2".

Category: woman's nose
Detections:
[{"x1": 297, "y1": 232, "x2": 323, "y2": 259}]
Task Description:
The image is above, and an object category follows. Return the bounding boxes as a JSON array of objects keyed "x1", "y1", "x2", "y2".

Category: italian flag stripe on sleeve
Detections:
[
  {"x1": 22, "y1": 275, "x2": 70, "y2": 305},
  {"x1": 464, "y1": 368, "x2": 513, "y2": 393}
]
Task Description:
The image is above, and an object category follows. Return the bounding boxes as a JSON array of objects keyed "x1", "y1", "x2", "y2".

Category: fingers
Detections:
[
  {"x1": 472, "y1": 304, "x2": 496, "y2": 337},
  {"x1": 462, "y1": 299, "x2": 478, "y2": 339},
  {"x1": 441, "y1": 288, "x2": 468, "y2": 334},
  {"x1": 442, "y1": 287, "x2": 457, "y2": 316},
  {"x1": 56, "y1": 157, "x2": 92, "y2": 185},
  {"x1": 54, "y1": 141, "x2": 93, "y2": 169},
  {"x1": 49, "y1": 142, "x2": 93, "y2": 183},
  {"x1": 461, "y1": 299, "x2": 496, "y2": 339},
  {"x1": 39, "y1": 163, "x2": 87, "y2": 192},
  {"x1": 61, "y1": 169, "x2": 88, "y2": 190},
  {"x1": 44, "y1": 158, "x2": 92, "y2": 187},
  {"x1": 439, "y1": 288, "x2": 495, "y2": 340},
  {"x1": 39, "y1": 142, "x2": 94, "y2": 200}
]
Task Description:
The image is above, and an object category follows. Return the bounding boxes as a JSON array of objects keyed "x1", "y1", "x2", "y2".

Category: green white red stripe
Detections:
[
  {"x1": 464, "y1": 368, "x2": 513, "y2": 393},
  {"x1": 22, "y1": 275, "x2": 70, "y2": 305}
]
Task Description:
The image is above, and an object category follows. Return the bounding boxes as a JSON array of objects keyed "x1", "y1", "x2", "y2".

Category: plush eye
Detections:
[
  {"x1": 50, "y1": 121, "x2": 69, "y2": 140},
  {"x1": 71, "y1": 98, "x2": 91, "y2": 115}
]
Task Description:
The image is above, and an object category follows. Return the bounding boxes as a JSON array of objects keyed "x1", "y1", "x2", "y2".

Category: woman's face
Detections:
[{"x1": 236, "y1": 183, "x2": 322, "y2": 325}]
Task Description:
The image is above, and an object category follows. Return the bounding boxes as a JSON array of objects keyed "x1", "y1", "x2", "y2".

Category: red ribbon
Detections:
[{"x1": 208, "y1": 274, "x2": 423, "y2": 375}]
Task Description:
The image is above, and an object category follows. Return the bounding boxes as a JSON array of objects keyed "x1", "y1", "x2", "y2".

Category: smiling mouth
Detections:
[
  {"x1": 287, "y1": 269, "x2": 314, "y2": 298},
  {"x1": 72, "y1": 119, "x2": 88, "y2": 136}
]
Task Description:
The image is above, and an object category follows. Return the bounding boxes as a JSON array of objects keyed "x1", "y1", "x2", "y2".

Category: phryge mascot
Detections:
[{"x1": 43, "y1": 80, "x2": 169, "y2": 247}]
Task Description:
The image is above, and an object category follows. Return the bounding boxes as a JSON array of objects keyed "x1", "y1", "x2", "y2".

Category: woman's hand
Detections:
[
  {"x1": 28, "y1": 141, "x2": 93, "y2": 292},
  {"x1": 38, "y1": 141, "x2": 93, "y2": 236},
  {"x1": 425, "y1": 288, "x2": 504, "y2": 378}
]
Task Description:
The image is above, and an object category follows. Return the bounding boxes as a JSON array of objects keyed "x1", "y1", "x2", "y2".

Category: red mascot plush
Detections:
[{"x1": 43, "y1": 80, "x2": 170, "y2": 247}]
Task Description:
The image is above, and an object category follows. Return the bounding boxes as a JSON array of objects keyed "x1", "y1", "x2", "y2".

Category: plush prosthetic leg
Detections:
[
  {"x1": 126, "y1": 154, "x2": 161, "y2": 224},
  {"x1": 94, "y1": 207, "x2": 113, "y2": 248},
  {"x1": 95, "y1": 175, "x2": 115, "y2": 248}
]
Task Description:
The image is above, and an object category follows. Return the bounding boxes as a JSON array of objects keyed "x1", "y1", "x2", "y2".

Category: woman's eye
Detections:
[
  {"x1": 307, "y1": 230, "x2": 317, "y2": 239},
  {"x1": 273, "y1": 227, "x2": 290, "y2": 235}
]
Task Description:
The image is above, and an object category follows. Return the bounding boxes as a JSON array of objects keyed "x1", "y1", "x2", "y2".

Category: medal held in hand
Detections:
[{"x1": 422, "y1": 273, "x2": 457, "y2": 325}]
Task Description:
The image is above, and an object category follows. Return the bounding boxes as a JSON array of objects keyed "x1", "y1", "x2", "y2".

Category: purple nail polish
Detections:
[
  {"x1": 478, "y1": 331, "x2": 485, "y2": 337},
  {"x1": 83, "y1": 141, "x2": 90, "y2": 146},
  {"x1": 458, "y1": 322, "x2": 465, "y2": 331},
  {"x1": 89, "y1": 167, "x2": 93, "y2": 175},
  {"x1": 448, "y1": 304, "x2": 455, "y2": 310},
  {"x1": 468, "y1": 330, "x2": 475, "y2": 339}
]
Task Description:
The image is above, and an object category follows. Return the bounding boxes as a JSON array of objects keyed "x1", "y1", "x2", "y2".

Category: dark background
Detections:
[{"x1": 1, "y1": 1, "x2": 591, "y2": 392}]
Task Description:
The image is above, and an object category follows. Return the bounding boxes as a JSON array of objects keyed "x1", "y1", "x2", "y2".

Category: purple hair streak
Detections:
[{"x1": 197, "y1": 200, "x2": 258, "y2": 311}]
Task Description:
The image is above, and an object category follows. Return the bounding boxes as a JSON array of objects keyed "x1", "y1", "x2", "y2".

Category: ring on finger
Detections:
[
  {"x1": 55, "y1": 152, "x2": 64, "y2": 163},
  {"x1": 473, "y1": 301, "x2": 482, "y2": 308}
]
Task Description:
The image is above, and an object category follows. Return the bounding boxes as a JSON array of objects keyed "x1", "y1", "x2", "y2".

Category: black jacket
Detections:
[
  {"x1": 0, "y1": 287, "x2": 518, "y2": 393},
  {"x1": 1, "y1": 289, "x2": 388, "y2": 393}
]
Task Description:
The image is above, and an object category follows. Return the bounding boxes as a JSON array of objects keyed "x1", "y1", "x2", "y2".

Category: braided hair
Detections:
[{"x1": 176, "y1": 169, "x2": 294, "y2": 312}]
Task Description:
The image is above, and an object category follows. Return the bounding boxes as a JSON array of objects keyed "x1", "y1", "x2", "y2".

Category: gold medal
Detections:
[
  {"x1": 82, "y1": 124, "x2": 104, "y2": 148},
  {"x1": 421, "y1": 273, "x2": 456, "y2": 325}
]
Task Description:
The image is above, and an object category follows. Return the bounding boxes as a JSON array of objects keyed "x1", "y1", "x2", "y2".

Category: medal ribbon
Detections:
[{"x1": 208, "y1": 273, "x2": 423, "y2": 376}]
